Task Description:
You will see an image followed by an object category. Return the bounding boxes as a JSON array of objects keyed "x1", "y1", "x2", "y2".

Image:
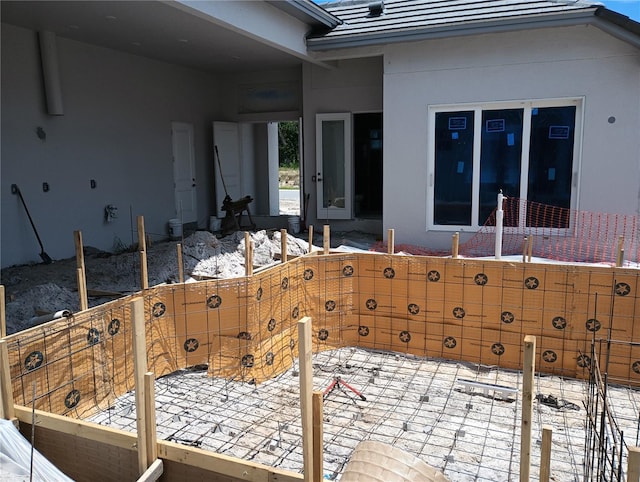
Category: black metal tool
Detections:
[{"x1": 12, "y1": 184, "x2": 52, "y2": 264}]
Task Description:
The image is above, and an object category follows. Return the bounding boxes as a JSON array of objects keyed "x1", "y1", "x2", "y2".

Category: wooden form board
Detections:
[{"x1": 5, "y1": 253, "x2": 640, "y2": 421}]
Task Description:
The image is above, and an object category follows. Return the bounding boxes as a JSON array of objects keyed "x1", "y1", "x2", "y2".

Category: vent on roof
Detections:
[{"x1": 367, "y1": 1, "x2": 384, "y2": 17}]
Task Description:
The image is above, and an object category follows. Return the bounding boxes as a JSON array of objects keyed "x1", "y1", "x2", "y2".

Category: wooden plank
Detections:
[
  {"x1": 76, "y1": 268, "x2": 88, "y2": 311},
  {"x1": 452, "y1": 232, "x2": 459, "y2": 258},
  {"x1": 0, "y1": 285, "x2": 6, "y2": 338},
  {"x1": 137, "y1": 216, "x2": 147, "y2": 252},
  {"x1": 298, "y1": 316, "x2": 313, "y2": 482},
  {"x1": 281, "y1": 229, "x2": 288, "y2": 263},
  {"x1": 312, "y1": 391, "x2": 323, "y2": 482},
  {"x1": 540, "y1": 425, "x2": 552, "y2": 482},
  {"x1": 245, "y1": 232, "x2": 253, "y2": 277},
  {"x1": 132, "y1": 297, "x2": 148, "y2": 474},
  {"x1": 323, "y1": 225, "x2": 330, "y2": 255},
  {"x1": 74, "y1": 230, "x2": 85, "y2": 271},
  {"x1": 308, "y1": 225, "x2": 313, "y2": 254},
  {"x1": 629, "y1": 446, "x2": 640, "y2": 482},
  {"x1": 387, "y1": 229, "x2": 394, "y2": 255},
  {"x1": 0, "y1": 339, "x2": 15, "y2": 419},
  {"x1": 138, "y1": 216, "x2": 149, "y2": 290},
  {"x1": 74, "y1": 231, "x2": 89, "y2": 311},
  {"x1": 136, "y1": 459, "x2": 163, "y2": 482},
  {"x1": 144, "y1": 372, "x2": 158, "y2": 465},
  {"x1": 520, "y1": 335, "x2": 536, "y2": 482},
  {"x1": 177, "y1": 243, "x2": 184, "y2": 283}
]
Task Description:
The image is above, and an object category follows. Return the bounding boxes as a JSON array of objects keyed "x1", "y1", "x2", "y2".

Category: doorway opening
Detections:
[
  {"x1": 354, "y1": 113, "x2": 382, "y2": 218},
  {"x1": 278, "y1": 120, "x2": 301, "y2": 216}
]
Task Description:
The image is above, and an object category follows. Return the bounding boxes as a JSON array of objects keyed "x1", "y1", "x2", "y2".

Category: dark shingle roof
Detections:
[{"x1": 307, "y1": 0, "x2": 615, "y2": 49}]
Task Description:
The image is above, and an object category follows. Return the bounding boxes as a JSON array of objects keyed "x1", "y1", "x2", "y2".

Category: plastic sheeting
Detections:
[{"x1": 0, "y1": 419, "x2": 73, "y2": 481}]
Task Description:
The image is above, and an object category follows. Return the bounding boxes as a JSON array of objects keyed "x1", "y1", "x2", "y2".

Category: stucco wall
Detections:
[
  {"x1": 1, "y1": 24, "x2": 221, "y2": 267},
  {"x1": 383, "y1": 25, "x2": 640, "y2": 249}
]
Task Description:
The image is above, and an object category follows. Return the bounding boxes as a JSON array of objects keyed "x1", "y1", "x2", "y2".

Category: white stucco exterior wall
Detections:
[
  {"x1": 1, "y1": 24, "x2": 221, "y2": 267},
  {"x1": 383, "y1": 25, "x2": 640, "y2": 249}
]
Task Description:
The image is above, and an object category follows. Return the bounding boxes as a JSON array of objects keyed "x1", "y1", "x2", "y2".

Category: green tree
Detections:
[{"x1": 278, "y1": 121, "x2": 299, "y2": 168}]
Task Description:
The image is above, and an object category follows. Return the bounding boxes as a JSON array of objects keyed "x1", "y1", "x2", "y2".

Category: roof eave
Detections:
[
  {"x1": 270, "y1": 0, "x2": 343, "y2": 29},
  {"x1": 307, "y1": 8, "x2": 640, "y2": 51}
]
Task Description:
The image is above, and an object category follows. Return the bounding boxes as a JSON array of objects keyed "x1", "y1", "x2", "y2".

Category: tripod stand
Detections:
[{"x1": 323, "y1": 376, "x2": 366, "y2": 402}]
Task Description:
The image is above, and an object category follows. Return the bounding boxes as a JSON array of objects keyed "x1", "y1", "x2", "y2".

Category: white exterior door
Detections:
[
  {"x1": 172, "y1": 122, "x2": 197, "y2": 223},
  {"x1": 213, "y1": 121, "x2": 242, "y2": 217},
  {"x1": 316, "y1": 113, "x2": 352, "y2": 220}
]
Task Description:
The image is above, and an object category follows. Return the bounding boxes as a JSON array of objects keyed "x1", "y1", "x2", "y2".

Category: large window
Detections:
[{"x1": 429, "y1": 99, "x2": 581, "y2": 230}]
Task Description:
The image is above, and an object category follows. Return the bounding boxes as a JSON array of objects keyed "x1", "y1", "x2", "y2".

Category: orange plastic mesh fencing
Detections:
[{"x1": 374, "y1": 198, "x2": 640, "y2": 264}]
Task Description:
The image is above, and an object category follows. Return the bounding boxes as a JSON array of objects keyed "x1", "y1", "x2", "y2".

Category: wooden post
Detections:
[
  {"x1": 0, "y1": 339, "x2": 15, "y2": 420},
  {"x1": 387, "y1": 229, "x2": 395, "y2": 255},
  {"x1": 298, "y1": 316, "x2": 313, "y2": 482},
  {"x1": 451, "y1": 232, "x2": 459, "y2": 258},
  {"x1": 244, "y1": 232, "x2": 253, "y2": 277},
  {"x1": 137, "y1": 216, "x2": 149, "y2": 290},
  {"x1": 527, "y1": 235, "x2": 534, "y2": 263},
  {"x1": 628, "y1": 446, "x2": 640, "y2": 482},
  {"x1": 522, "y1": 237, "x2": 528, "y2": 263},
  {"x1": 176, "y1": 244, "x2": 184, "y2": 283},
  {"x1": 308, "y1": 225, "x2": 314, "y2": 254},
  {"x1": 540, "y1": 425, "x2": 552, "y2": 482},
  {"x1": 144, "y1": 372, "x2": 158, "y2": 466},
  {"x1": 312, "y1": 391, "x2": 324, "y2": 482},
  {"x1": 281, "y1": 229, "x2": 288, "y2": 263},
  {"x1": 74, "y1": 231, "x2": 89, "y2": 311},
  {"x1": 520, "y1": 335, "x2": 536, "y2": 482},
  {"x1": 0, "y1": 285, "x2": 6, "y2": 338},
  {"x1": 323, "y1": 225, "x2": 330, "y2": 255},
  {"x1": 131, "y1": 297, "x2": 149, "y2": 474},
  {"x1": 617, "y1": 236, "x2": 625, "y2": 267}
]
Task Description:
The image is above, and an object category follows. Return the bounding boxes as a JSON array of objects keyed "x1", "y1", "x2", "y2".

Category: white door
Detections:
[
  {"x1": 172, "y1": 122, "x2": 197, "y2": 223},
  {"x1": 213, "y1": 121, "x2": 242, "y2": 217},
  {"x1": 316, "y1": 113, "x2": 352, "y2": 220}
]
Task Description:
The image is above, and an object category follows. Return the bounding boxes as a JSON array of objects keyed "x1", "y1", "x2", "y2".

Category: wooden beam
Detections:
[
  {"x1": 629, "y1": 446, "x2": 640, "y2": 482},
  {"x1": 138, "y1": 216, "x2": 148, "y2": 290},
  {"x1": 74, "y1": 231, "x2": 88, "y2": 311},
  {"x1": 312, "y1": 391, "x2": 323, "y2": 482},
  {"x1": 144, "y1": 372, "x2": 158, "y2": 465},
  {"x1": 136, "y1": 459, "x2": 163, "y2": 482},
  {"x1": 132, "y1": 297, "x2": 149, "y2": 475},
  {"x1": 522, "y1": 237, "x2": 528, "y2": 263},
  {"x1": 527, "y1": 235, "x2": 533, "y2": 263},
  {"x1": 281, "y1": 229, "x2": 288, "y2": 263},
  {"x1": 617, "y1": 235, "x2": 625, "y2": 267},
  {"x1": 451, "y1": 232, "x2": 459, "y2": 258},
  {"x1": 308, "y1": 225, "x2": 314, "y2": 254},
  {"x1": 176, "y1": 244, "x2": 184, "y2": 283},
  {"x1": 540, "y1": 425, "x2": 552, "y2": 482},
  {"x1": 387, "y1": 229, "x2": 394, "y2": 255},
  {"x1": 323, "y1": 225, "x2": 330, "y2": 255},
  {"x1": 298, "y1": 316, "x2": 313, "y2": 482},
  {"x1": 0, "y1": 285, "x2": 6, "y2": 338},
  {"x1": 12, "y1": 405, "x2": 302, "y2": 482},
  {"x1": 520, "y1": 335, "x2": 536, "y2": 482},
  {"x1": 0, "y1": 339, "x2": 15, "y2": 420},
  {"x1": 245, "y1": 232, "x2": 253, "y2": 277}
]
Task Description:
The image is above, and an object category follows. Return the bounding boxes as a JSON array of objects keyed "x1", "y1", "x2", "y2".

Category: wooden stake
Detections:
[
  {"x1": 387, "y1": 229, "x2": 395, "y2": 255},
  {"x1": 131, "y1": 297, "x2": 149, "y2": 475},
  {"x1": 0, "y1": 339, "x2": 15, "y2": 420},
  {"x1": 244, "y1": 232, "x2": 253, "y2": 277},
  {"x1": 144, "y1": 372, "x2": 158, "y2": 465},
  {"x1": 522, "y1": 237, "x2": 528, "y2": 263},
  {"x1": 452, "y1": 232, "x2": 459, "y2": 259},
  {"x1": 0, "y1": 285, "x2": 6, "y2": 338},
  {"x1": 74, "y1": 231, "x2": 88, "y2": 311},
  {"x1": 298, "y1": 316, "x2": 313, "y2": 482},
  {"x1": 176, "y1": 244, "x2": 184, "y2": 283},
  {"x1": 281, "y1": 229, "x2": 288, "y2": 263},
  {"x1": 520, "y1": 335, "x2": 536, "y2": 482},
  {"x1": 308, "y1": 225, "x2": 314, "y2": 254},
  {"x1": 628, "y1": 446, "x2": 640, "y2": 482},
  {"x1": 312, "y1": 391, "x2": 324, "y2": 482},
  {"x1": 138, "y1": 216, "x2": 149, "y2": 290},
  {"x1": 540, "y1": 425, "x2": 552, "y2": 482},
  {"x1": 323, "y1": 225, "x2": 330, "y2": 255},
  {"x1": 527, "y1": 235, "x2": 533, "y2": 263},
  {"x1": 617, "y1": 236, "x2": 625, "y2": 267},
  {"x1": 137, "y1": 459, "x2": 163, "y2": 482}
]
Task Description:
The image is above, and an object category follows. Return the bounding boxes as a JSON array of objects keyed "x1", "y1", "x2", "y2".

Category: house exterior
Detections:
[{"x1": 1, "y1": 0, "x2": 639, "y2": 268}]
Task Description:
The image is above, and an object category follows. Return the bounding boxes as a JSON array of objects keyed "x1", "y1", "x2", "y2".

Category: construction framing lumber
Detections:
[
  {"x1": 540, "y1": 425, "x2": 552, "y2": 482},
  {"x1": 452, "y1": 232, "x2": 459, "y2": 258},
  {"x1": 282, "y1": 229, "x2": 288, "y2": 263},
  {"x1": 312, "y1": 391, "x2": 323, "y2": 482},
  {"x1": 520, "y1": 335, "x2": 536, "y2": 482},
  {"x1": 138, "y1": 216, "x2": 149, "y2": 290},
  {"x1": 144, "y1": 372, "x2": 158, "y2": 465},
  {"x1": 387, "y1": 229, "x2": 394, "y2": 254},
  {"x1": 132, "y1": 297, "x2": 149, "y2": 474},
  {"x1": 0, "y1": 285, "x2": 6, "y2": 338},
  {"x1": 0, "y1": 339, "x2": 15, "y2": 419},
  {"x1": 308, "y1": 225, "x2": 313, "y2": 254},
  {"x1": 177, "y1": 244, "x2": 184, "y2": 283},
  {"x1": 298, "y1": 316, "x2": 313, "y2": 482},
  {"x1": 74, "y1": 231, "x2": 88, "y2": 311},
  {"x1": 323, "y1": 225, "x2": 330, "y2": 255},
  {"x1": 245, "y1": 231, "x2": 254, "y2": 276},
  {"x1": 629, "y1": 446, "x2": 640, "y2": 482},
  {"x1": 136, "y1": 459, "x2": 163, "y2": 482}
]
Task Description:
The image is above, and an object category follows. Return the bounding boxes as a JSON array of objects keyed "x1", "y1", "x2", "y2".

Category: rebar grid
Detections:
[{"x1": 88, "y1": 347, "x2": 640, "y2": 481}]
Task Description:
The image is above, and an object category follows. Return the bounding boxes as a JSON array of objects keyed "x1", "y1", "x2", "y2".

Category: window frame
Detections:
[{"x1": 426, "y1": 97, "x2": 584, "y2": 234}]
